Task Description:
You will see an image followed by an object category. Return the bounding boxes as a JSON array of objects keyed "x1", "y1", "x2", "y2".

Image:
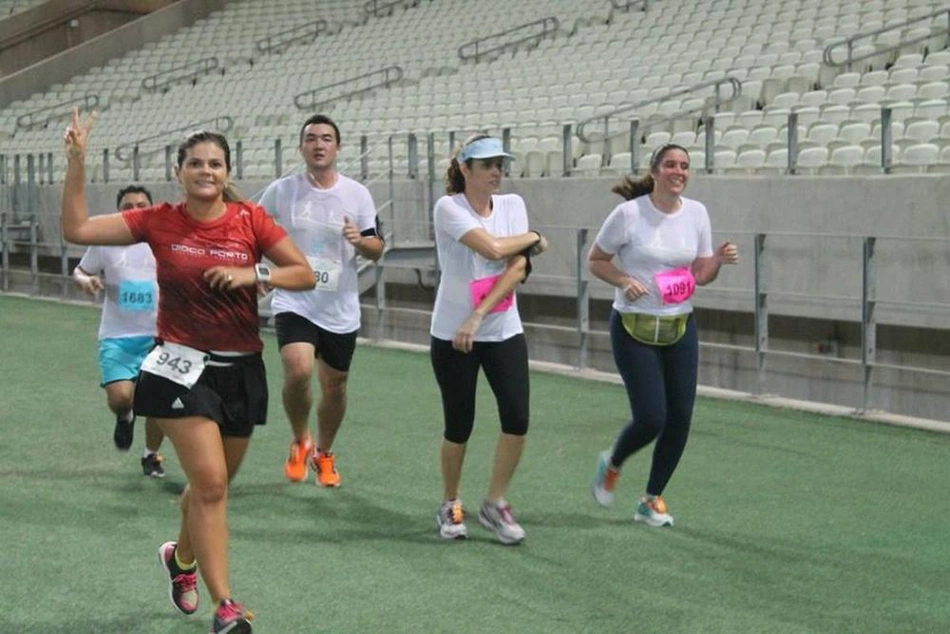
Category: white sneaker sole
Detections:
[
  {"x1": 634, "y1": 512, "x2": 674, "y2": 528},
  {"x1": 591, "y1": 483, "x2": 614, "y2": 507},
  {"x1": 439, "y1": 525, "x2": 468, "y2": 539}
]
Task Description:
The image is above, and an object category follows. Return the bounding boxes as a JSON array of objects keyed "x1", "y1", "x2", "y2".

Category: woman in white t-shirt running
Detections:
[
  {"x1": 430, "y1": 135, "x2": 547, "y2": 545},
  {"x1": 588, "y1": 143, "x2": 738, "y2": 527}
]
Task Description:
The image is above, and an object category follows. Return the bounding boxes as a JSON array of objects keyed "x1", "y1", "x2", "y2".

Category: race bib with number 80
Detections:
[
  {"x1": 140, "y1": 342, "x2": 208, "y2": 389},
  {"x1": 306, "y1": 256, "x2": 341, "y2": 292}
]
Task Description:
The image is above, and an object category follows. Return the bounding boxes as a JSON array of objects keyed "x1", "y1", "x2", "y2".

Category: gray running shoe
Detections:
[{"x1": 478, "y1": 499, "x2": 526, "y2": 545}]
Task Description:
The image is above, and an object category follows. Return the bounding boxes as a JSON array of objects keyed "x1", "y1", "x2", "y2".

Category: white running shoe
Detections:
[
  {"x1": 437, "y1": 499, "x2": 468, "y2": 540},
  {"x1": 634, "y1": 495, "x2": 674, "y2": 527},
  {"x1": 478, "y1": 499, "x2": 526, "y2": 545},
  {"x1": 591, "y1": 450, "x2": 619, "y2": 507}
]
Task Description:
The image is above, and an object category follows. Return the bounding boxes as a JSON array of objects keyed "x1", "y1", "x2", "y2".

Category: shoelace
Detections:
[
  {"x1": 446, "y1": 501, "x2": 463, "y2": 524},
  {"x1": 603, "y1": 468, "x2": 619, "y2": 490},
  {"x1": 496, "y1": 504, "x2": 517, "y2": 525},
  {"x1": 173, "y1": 571, "x2": 197, "y2": 593},
  {"x1": 218, "y1": 601, "x2": 255, "y2": 622},
  {"x1": 644, "y1": 496, "x2": 668, "y2": 514},
  {"x1": 289, "y1": 442, "x2": 308, "y2": 462}
]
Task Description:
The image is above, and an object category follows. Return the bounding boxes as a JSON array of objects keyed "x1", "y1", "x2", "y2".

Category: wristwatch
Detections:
[{"x1": 254, "y1": 263, "x2": 272, "y2": 283}]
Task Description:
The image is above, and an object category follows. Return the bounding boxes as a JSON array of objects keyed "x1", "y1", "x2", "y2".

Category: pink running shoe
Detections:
[
  {"x1": 210, "y1": 599, "x2": 254, "y2": 633},
  {"x1": 158, "y1": 541, "x2": 198, "y2": 615}
]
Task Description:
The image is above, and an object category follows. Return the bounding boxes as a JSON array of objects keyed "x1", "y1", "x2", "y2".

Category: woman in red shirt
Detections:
[{"x1": 61, "y1": 108, "x2": 315, "y2": 634}]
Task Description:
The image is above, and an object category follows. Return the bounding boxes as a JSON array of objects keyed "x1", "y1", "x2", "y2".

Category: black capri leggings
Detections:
[{"x1": 430, "y1": 334, "x2": 530, "y2": 444}]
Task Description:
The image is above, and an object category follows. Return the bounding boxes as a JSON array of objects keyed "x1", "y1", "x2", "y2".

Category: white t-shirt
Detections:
[
  {"x1": 77, "y1": 244, "x2": 158, "y2": 340},
  {"x1": 594, "y1": 194, "x2": 714, "y2": 317},
  {"x1": 430, "y1": 193, "x2": 528, "y2": 341},
  {"x1": 259, "y1": 172, "x2": 379, "y2": 333}
]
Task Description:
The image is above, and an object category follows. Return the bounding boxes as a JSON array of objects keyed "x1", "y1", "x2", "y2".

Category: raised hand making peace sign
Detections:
[{"x1": 64, "y1": 107, "x2": 98, "y2": 161}]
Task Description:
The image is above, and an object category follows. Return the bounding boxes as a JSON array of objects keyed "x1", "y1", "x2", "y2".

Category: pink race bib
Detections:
[
  {"x1": 469, "y1": 274, "x2": 514, "y2": 314},
  {"x1": 654, "y1": 267, "x2": 696, "y2": 305}
]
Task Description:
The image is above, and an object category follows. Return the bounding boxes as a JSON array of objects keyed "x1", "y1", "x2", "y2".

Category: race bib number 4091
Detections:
[
  {"x1": 140, "y1": 342, "x2": 208, "y2": 389},
  {"x1": 654, "y1": 267, "x2": 696, "y2": 305}
]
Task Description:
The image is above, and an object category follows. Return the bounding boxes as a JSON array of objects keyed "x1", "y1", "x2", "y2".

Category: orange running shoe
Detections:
[
  {"x1": 284, "y1": 437, "x2": 315, "y2": 482},
  {"x1": 635, "y1": 495, "x2": 674, "y2": 527},
  {"x1": 312, "y1": 450, "x2": 341, "y2": 488}
]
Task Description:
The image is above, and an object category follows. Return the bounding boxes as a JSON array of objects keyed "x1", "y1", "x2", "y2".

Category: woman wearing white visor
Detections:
[{"x1": 430, "y1": 134, "x2": 547, "y2": 544}]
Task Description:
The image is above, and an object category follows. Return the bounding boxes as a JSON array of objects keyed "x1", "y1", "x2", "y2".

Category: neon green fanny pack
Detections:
[{"x1": 621, "y1": 312, "x2": 690, "y2": 346}]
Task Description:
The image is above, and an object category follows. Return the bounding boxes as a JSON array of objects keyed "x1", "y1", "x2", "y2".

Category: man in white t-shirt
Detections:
[
  {"x1": 259, "y1": 114, "x2": 385, "y2": 487},
  {"x1": 73, "y1": 185, "x2": 166, "y2": 477}
]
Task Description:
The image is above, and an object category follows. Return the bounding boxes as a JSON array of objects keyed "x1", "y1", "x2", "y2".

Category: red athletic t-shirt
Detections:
[{"x1": 123, "y1": 201, "x2": 287, "y2": 352}]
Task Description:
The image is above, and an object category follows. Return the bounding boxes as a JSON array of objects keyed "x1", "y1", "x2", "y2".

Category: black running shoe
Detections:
[
  {"x1": 113, "y1": 415, "x2": 134, "y2": 450},
  {"x1": 141, "y1": 453, "x2": 165, "y2": 478}
]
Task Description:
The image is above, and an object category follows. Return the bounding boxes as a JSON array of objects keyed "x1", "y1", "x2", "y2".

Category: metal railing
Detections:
[
  {"x1": 255, "y1": 20, "x2": 329, "y2": 53},
  {"x1": 293, "y1": 66, "x2": 404, "y2": 111},
  {"x1": 457, "y1": 16, "x2": 560, "y2": 63},
  {"x1": 609, "y1": 0, "x2": 650, "y2": 10},
  {"x1": 358, "y1": 226, "x2": 950, "y2": 417},
  {"x1": 3, "y1": 204, "x2": 949, "y2": 420},
  {"x1": 823, "y1": 7, "x2": 950, "y2": 71},
  {"x1": 575, "y1": 77, "x2": 742, "y2": 164},
  {"x1": 112, "y1": 116, "x2": 234, "y2": 163},
  {"x1": 15, "y1": 94, "x2": 99, "y2": 130},
  {"x1": 363, "y1": 0, "x2": 418, "y2": 17},
  {"x1": 141, "y1": 57, "x2": 220, "y2": 92},
  {"x1": 0, "y1": 102, "x2": 914, "y2": 187}
]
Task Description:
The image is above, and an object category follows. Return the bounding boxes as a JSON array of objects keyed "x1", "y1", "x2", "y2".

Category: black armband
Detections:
[
  {"x1": 516, "y1": 249, "x2": 533, "y2": 282},
  {"x1": 360, "y1": 217, "x2": 385, "y2": 244}
]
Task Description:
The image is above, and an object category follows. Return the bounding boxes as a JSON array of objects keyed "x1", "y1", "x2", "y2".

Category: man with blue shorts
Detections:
[{"x1": 73, "y1": 185, "x2": 166, "y2": 477}]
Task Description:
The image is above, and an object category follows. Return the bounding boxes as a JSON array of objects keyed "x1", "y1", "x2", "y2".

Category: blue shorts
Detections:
[{"x1": 98, "y1": 336, "x2": 155, "y2": 387}]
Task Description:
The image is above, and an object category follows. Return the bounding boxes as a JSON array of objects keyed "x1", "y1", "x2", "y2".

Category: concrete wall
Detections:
[
  {"x1": 10, "y1": 172, "x2": 950, "y2": 328},
  {"x1": 0, "y1": 1, "x2": 135, "y2": 78},
  {"x1": 0, "y1": 0, "x2": 224, "y2": 106}
]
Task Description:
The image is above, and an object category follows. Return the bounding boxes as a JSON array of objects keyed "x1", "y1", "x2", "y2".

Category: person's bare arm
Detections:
[
  {"x1": 588, "y1": 243, "x2": 650, "y2": 301},
  {"x1": 61, "y1": 107, "x2": 135, "y2": 245},
  {"x1": 692, "y1": 241, "x2": 739, "y2": 286},
  {"x1": 453, "y1": 256, "x2": 528, "y2": 353},
  {"x1": 458, "y1": 227, "x2": 546, "y2": 261},
  {"x1": 204, "y1": 236, "x2": 316, "y2": 291}
]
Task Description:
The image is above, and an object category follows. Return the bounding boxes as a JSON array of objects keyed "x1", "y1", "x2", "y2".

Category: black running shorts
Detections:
[
  {"x1": 133, "y1": 353, "x2": 268, "y2": 438},
  {"x1": 274, "y1": 311, "x2": 358, "y2": 372}
]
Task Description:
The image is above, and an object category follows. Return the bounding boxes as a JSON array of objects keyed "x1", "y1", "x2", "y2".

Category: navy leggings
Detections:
[
  {"x1": 430, "y1": 334, "x2": 530, "y2": 444},
  {"x1": 609, "y1": 310, "x2": 699, "y2": 496}
]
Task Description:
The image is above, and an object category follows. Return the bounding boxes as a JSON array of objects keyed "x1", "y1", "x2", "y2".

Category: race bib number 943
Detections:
[{"x1": 140, "y1": 342, "x2": 208, "y2": 389}]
